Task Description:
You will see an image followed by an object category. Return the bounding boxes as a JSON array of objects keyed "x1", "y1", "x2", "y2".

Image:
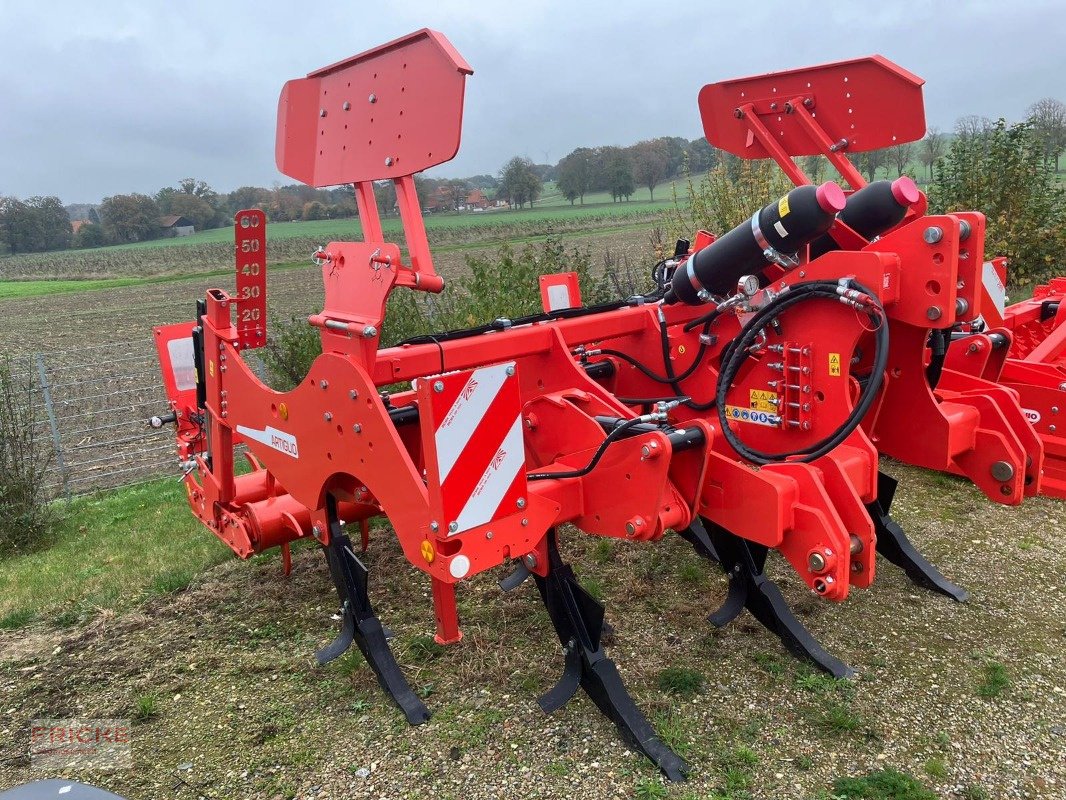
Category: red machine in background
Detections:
[
  {"x1": 939, "y1": 270, "x2": 1066, "y2": 498},
  {"x1": 150, "y1": 31, "x2": 1043, "y2": 781}
]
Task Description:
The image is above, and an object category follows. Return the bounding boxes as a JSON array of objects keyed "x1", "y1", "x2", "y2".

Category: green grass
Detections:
[
  {"x1": 922, "y1": 756, "x2": 948, "y2": 779},
  {"x1": 0, "y1": 258, "x2": 312, "y2": 300},
  {"x1": 133, "y1": 691, "x2": 160, "y2": 723},
  {"x1": 535, "y1": 179, "x2": 682, "y2": 207},
  {"x1": 632, "y1": 776, "x2": 668, "y2": 800},
  {"x1": 42, "y1": 200, "x2": 670, "y2": 254},
  {"x1": 976, "y1": 660, "x2": 1010, "y2": 698},
  {"x1": 831, "y1": 768, "x2": 937, "y2": 800},
  {"x1": 814, "y1": 701, "x2": 862, "y2": 734},
  {"x1": 0, "y1": 608, "x2": 36, "y2": 629},
  {"x1": 0, "y1": 277, "x2": 147, "y2": 299},
  {"x1": 0, "y1": 478, "x2": 230, "y2": 622},
  {"x1": 657, "y1": 666, "x2": 705, "y2": 698}
]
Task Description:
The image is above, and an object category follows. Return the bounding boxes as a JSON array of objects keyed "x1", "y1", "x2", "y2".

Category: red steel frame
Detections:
[
  {"x1": 697, "y1": 57, "x2": 1042, "y2": 503},
  {"x1": 152, "y1": 37, "x2": 1042, "y2": 640},
  {"x1": 945, "y1": 273, "x2": 1066, "y2": 497},
  {"x1": 149, "y1": 33, "x2": 1047, "y2": 778}
]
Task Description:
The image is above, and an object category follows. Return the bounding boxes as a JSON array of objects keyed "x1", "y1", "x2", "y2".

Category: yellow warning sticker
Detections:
[
  {"x1": 748, "y1": 389, "x2": 779, "y2": 413},
  {"x1": 778, "y1": 195, "x2": 790, "y2": 218},
  {"x1": 828, "y1": 352, "x2": 841, "y2": 376},
  {"x1": 677, "y1": 344, "x2": 686, "y2": 355}
]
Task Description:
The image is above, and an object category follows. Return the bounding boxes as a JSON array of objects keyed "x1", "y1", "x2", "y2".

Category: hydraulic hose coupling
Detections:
[{"x1": 834, "y1": 279, "x2": 876, "y2": 310}]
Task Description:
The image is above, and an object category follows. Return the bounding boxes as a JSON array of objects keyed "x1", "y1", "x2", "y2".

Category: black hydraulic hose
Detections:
[
  {"x1": 715, "y1": 280, "x2": 888, "y2": 465},
  {"x1": 657, "y1": 310, "x2": 720, "y2": 411},
  {"x1": 528, "y1": 417, "x2": 645, "y2": 481},
  {"x1": 926, "y1": 328, "x2": 949, "y2": 389},
  {"x1": 394, "y1": 288, "x2": 667, "y2": 348}
]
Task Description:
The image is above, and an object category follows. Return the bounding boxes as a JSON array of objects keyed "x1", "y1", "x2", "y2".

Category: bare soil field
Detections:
[{"x1": 0, "y1": 463, "x2": 1063, "y2": 799}]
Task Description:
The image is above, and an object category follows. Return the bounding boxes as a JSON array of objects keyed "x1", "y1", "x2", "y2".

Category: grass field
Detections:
[
  {"x1": 0, "y1": 200, "x2": 671, "y2": 283},
  {"x1": 53, "y1": 198, "x2": 674, "y2": 253}
]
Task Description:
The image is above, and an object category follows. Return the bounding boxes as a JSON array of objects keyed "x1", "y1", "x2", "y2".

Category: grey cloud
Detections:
[{"x1": 0, "y1": 0, "x2": 1062, "y2": 202}]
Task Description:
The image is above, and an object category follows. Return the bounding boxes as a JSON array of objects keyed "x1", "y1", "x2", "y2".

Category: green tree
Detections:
[
  {"x1": 919, "y1": 128, "x2": 946, "y2": 181},
  {"x1": 99, "y1": 193, "x2": 161, "y2": 243},
  {"x1": 684, "y1": 138, "x2": 717, "y2": 174},
  {"x1": 556, "y1": 148, "x2": 594, "y2": 205},
  {"x1": 302, "y1": 200, "x2": 327, "y2": 221},
  {"x1": 604, "y1": 149, "x2": 635, "y2": 202},
  {"x1": 857, "y1": 148, "x2": 887, "y2": 182},
  {"x1": 0, "y1": 196, "x2": 72, "y2": 253},
  {"x1": 226, "y1": 185, "x2": 270, "y2": 216},
  {"x1": 803, "y1": 154, "x2": 827, "y2": 183},
  {"x1": 929, "y1": 119, "x2": 1066, "y2": 286},
  {"x1": 498, "y1": 156, "x2": 542, "y2": 209},
  {"x1": 373, "y1": 181, "x2": 396, "y2": 216},
  {"x1": 167, "y1": 193, "x2": 215, "y2": 231},
  {"x1": 889, "y1": 141, "x2": 914, "y2": 177},
  {"x1": 74, "y1": 222, "x2": 106, "y2": 248},
  {"x1": 630, "y1": 140, "x2": 669, "y2": 200},
  {"x1": 1027, "y1": 97, "x2": 1066, "y2": 170}
]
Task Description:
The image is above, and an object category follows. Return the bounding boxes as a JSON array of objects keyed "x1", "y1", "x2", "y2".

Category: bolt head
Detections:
[
  {"x1": 807, "y1": 551, "x2": 827, "y2": 572},
  {"x1": 368, "y1": 93, "x2": 377, "y2": 104},
  {"x1": 926, "y1": 306, "x2": 943, "y2": 321},
  {"x1": 923, "y1": 226, "x2": 944, "y2": 244},
  {"x1": 430, "y1": 521, "x2": 440, "y2": 532},
  {"x1": 349, "y1": 389, "x2": 358, "y2": 400},
  {"x1": 485, "y1": 531, "x2": 494, "y2": 540},
  {"x1": 320, "y1": 379, "x2": 329, "y2": 390},
  {"x1": 433, "y1": 380, "x2": 445, "y2": 393},
  {"x1": 311, "y1": 525, "x2": 323, "y2": 540},
  {"x1": 342, "y1": 101, "x2": 351, "y2": 111},
  {"x1": 323, "y1": 412, "x2": 332, "y2": 422},
  {"x1": 522, "y1": 553, "x2": 537, "y2": 569},
  {"x1": 362, "y1": 325, "x2": 377, "y2": 338},
  {"x1": 385, "y1": 157, "x2": 394, "y2": 166},
  {"x1": 448, "y1": 521, "x2": 459, "y2": 533},
  {"x1": 353, "y1": 423, "x2": 362, "y2": 433},
  {"x1": 516, "y1": 497, "x2": 526, "y2": 509},
  {"x1": 505, "y1": 365, "x2": 516, "y2": 377},
  {"x1": 990, "y1": 460, "x2": 1015, "y2": 482}
]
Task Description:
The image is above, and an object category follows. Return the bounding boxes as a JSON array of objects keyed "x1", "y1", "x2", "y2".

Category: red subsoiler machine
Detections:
[{"x1": 151, "y1": 31, "x2": 1043, "y2": 780}]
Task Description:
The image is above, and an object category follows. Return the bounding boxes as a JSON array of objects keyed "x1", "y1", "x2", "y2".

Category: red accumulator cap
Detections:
[
  {"x1": 890, "y1": 175, "x2": 920, "y2": 207},
  {"x1": 815, "y1": 181, "x2": 847, "y2": 214}
]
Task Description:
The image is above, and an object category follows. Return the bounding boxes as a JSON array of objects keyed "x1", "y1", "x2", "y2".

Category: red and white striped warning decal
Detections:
[{"x1": 419, "y1": 361, "x2": 527, "y2": 535}]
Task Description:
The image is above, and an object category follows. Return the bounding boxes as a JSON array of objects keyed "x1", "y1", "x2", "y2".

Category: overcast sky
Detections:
[{"x1": 0, "y1": 1, "x2": 1062, "y2": 204}]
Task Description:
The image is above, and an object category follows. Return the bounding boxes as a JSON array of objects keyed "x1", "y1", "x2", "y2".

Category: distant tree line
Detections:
[{"x1": 1, "y1": 96, "x2": 1063, "y2": 256}]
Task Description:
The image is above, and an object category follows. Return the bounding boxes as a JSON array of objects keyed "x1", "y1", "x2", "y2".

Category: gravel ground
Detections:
[{"x1": 0, "y1": 462, "x2": 1063, "y2": 799}]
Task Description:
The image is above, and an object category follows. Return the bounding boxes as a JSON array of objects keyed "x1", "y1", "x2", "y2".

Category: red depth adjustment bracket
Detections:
[{"x1": 275, "y1": 29, "x2": 472, "y2": 368}]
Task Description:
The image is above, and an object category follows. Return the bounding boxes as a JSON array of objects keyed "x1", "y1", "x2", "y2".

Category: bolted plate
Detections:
[
  {"x1": 699, "y1": 54, "x2": 925, "y2": 158},
  {"x1": 276, "y1": 28, "x2": 472, "y2": 186}
]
